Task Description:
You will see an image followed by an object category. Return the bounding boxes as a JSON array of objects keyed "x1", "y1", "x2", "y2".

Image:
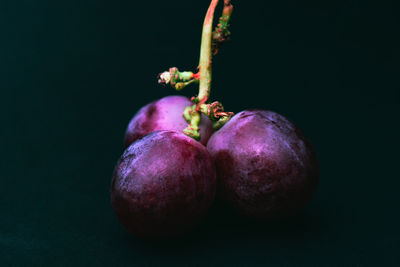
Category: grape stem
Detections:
[
  {"x1": 157, "y1": 0, "x2": 234, "y2": 140},
  {"x1": 197, "y1": 0, "x2": 219, "y2": 102},
  {"x1": 158, "y1": 67, "x2": 200, "y2": 91},
  {"x1": 212, "y1": 0, "x2": 233, "y2": 55}
]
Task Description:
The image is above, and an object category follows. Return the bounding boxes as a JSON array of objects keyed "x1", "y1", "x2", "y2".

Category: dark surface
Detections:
[{"x1": 0, "y1": 0, "x2": 398, "y2": 265}]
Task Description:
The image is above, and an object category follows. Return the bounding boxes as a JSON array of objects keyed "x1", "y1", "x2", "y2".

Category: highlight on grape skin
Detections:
[
  {"x1": 207, "y1": 110, "x2": 319, "y2": 221},
  {"x1": 123, "y1": 95, "x2": 214, "y2": 148},
  {"x1": 111, "y1": 131, "x2": 217, "y2": 239}
]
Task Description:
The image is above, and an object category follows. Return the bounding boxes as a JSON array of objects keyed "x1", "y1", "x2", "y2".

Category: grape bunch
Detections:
[{"x1": 111, "y1": 0, "x2": 319, "y2": 239}]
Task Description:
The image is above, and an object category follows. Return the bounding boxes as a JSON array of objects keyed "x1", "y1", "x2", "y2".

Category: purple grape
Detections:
[
  {"x1": 111, "y1": 130, "x2": 216, "y2": 238},
  {"x1": 207, "y1": 110, "x2": 319, "y2": 221},
  {"x1": 123, "y1": 95, "x2": 214, "y2": 148}
]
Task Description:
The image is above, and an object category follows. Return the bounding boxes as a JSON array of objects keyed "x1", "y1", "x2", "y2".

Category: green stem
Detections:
[
  {"x1": 158, "y1": 67, "x2": 200, "y2": 90},
  {"x1": 198, "y1": 0, "x2": 219, "y2": 101},
  {"x1": 199, "y1": 101, "x2": 234, "y2": 130},
  {"x1": 156, "y1": 0, "x2": 235, "y2": 140},
  {"x1": 183, "y1": 109, "x2": 201, "y2": 141},
  {"x1": 212, "y1": 0, "x2": 233, "y2": 55}
]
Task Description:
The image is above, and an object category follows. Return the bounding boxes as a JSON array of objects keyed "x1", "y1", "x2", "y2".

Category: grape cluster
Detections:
[
  {"x1": 111, "y1": 0, "x2": 318, "y2": 239},
  {"x1": 111, "y1": 98, "x2": 319, "y2": 238}
]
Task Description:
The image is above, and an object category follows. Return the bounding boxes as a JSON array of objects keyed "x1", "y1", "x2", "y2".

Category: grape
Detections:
[
  {"x1": 123, "y1": 95, "x2": 214, "y2": 148},
  {"x1": 207, "y1": 110, "x2": 319, "y2": 221},
  {"x1": 111, "y1": 130, "x2": 216, "y2": 238}
]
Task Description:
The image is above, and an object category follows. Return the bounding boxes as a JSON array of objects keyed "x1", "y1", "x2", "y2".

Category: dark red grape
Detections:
[
  {"x1": 111, "y1": 130, "x2": 216, "y2": 238},
  {"x1": 123, "y1": 95, "x2": 214, "y2": 148},
  {"x1": 207, "y1": 110, "x2": 319, "y2": 221}
]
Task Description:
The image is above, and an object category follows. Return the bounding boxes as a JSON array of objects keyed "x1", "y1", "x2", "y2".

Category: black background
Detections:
[{"x1": 1, "y1": 0, "x2": 399, "y2": 265}]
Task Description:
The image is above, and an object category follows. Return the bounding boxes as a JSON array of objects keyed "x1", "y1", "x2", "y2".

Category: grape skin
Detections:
[
  {"x1": 123, "y1": 95, "x2": 214, "y2": 148},
  {"x1": 207, "y1": 110, "x2": 319, "y2": 221},
  {"x1": 111, "y1": 131, "x2": 216, "y2": 238}
]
